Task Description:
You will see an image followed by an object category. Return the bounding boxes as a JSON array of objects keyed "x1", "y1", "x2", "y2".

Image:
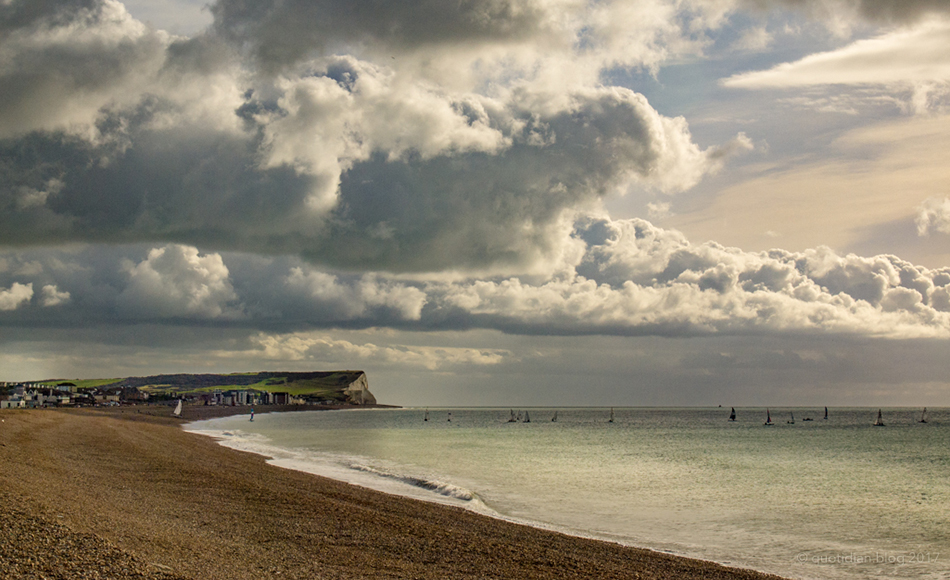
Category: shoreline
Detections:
[{"x1": 0, "y1": 406, "x2": 789, "y2": 579}]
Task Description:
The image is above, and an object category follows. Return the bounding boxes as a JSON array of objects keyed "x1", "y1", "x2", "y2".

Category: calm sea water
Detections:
[{"x1": 186, "y1": 408, "x2": 949, "y2": 580}]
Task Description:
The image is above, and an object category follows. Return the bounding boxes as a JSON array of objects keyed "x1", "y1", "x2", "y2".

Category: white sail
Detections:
[{"x1": 173, "y1": 399, "x2": 182, "y2": 417}]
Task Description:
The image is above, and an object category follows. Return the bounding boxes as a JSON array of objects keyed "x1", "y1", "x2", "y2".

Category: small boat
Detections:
[
  {"x1": 551, "y1": 411, "x2": 557, "y2": 422},
  {"x1": 919, "y1": 408, "x2": 927, "y2": 424},
  {"x1": 823, "y1": 406, "x2": 828, "y2": 420},
  {"x1": 172, "y1": 399, "x2": 182, "y2": 417},
  {"x1": 787, "y1": 412, "x2": 795, "y2": 425},
  {"x1": 802, "y1": 415, "x2": 813, "y2": 421},
  {"x1": 424, "y1": 409, "x2": 429, "y2": 422},
  {"x1": 523, "y1": 411, "x2": 530, "y2": 423},
  {"x1": 728, "y1": 407, "x2": 736, "y2": 422},
  {"x1": 447, "y1": 412, "x2": 452, "y2": 422},
  {"x1": 608, "y1": 408, "x2": 614, "y2": 423},
  {"x1": 507, "y1": 409, "x2": 517, "y2": 423},
  {"x1": 764, "y1": 408, "x2": 774, "y2": 426},
  {"x1": 873, "y1": 409, "x2": 885, "y2": 427}
]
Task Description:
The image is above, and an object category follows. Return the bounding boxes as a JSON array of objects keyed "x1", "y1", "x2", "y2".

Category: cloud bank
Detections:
[{"x1": 3, "y1": 218, "x2": 948, "y2": 338}]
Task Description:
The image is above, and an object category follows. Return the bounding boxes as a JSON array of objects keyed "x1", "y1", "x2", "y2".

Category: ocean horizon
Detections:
[{"x1": 187, "y1": 407, "x2": 948, "y2": 580}]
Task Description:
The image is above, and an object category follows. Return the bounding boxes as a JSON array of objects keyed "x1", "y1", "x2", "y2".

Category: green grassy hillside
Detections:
[{"x1": 39, "y1": 371, "x2": 369, "y2": 403}]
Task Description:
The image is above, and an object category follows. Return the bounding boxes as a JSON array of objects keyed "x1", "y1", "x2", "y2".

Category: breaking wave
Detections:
[{"x1": 351, "y1": 464, "x2": 476, "y2": 501}]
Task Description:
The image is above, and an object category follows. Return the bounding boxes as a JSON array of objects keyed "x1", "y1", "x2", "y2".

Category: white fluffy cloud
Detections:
[
  {"x1": 40, "y1": 284, "x2": 70, "y2": 306},
  {"x1": 0, "y1": 282, "x2": 32, "y2": 310},
  {"x1": 916, "y1": 196, "x2": 950, "y2": 236},
  {"x1": 116, "y1": 244, "x2": 238, "y2": 318},
  {"x1": 284, "y1": 267, "x2": 427, "y2": 321},
  {"x1": 425, "y1": 218, "x2": 950, "y2": 338},
  {"x1": 241, "y1": 332, "x2": 509, "y2": 370}
]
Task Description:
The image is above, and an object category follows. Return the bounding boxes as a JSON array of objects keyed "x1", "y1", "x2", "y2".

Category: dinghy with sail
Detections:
[{"x1": 874, "y1": 409, "x2": 885, "y2": 427}]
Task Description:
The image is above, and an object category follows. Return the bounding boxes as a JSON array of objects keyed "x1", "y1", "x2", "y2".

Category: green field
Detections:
[{"x1": 38, "y1": 378, "x2": 123, "y2": 389}]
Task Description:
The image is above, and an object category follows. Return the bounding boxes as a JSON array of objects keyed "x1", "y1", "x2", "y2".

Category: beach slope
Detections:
[{"x1": 0, "y1": 409, "x2": 787, "y2": 580}]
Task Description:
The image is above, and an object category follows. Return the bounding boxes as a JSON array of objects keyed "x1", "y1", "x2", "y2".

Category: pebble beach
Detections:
[{"x1": 0, "y1": 406, "x2": 788, "y2": 579}]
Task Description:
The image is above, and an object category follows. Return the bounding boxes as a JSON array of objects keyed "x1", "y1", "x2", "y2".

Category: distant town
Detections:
[{"x1": 0, "y1": 371, "x2": 376, "y2": 410}]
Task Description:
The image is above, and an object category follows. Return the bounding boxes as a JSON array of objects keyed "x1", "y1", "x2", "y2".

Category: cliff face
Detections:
[{"x1": 343, "y1": 373, "x2": 376, "y2": 405}]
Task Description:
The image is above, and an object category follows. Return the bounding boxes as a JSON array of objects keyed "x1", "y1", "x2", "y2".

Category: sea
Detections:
[{"x1": 185, "y1": 407, "x2": 949, "y2": 580}]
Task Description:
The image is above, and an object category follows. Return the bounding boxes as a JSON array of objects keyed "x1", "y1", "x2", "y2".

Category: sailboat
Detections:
[
  {"x1": 764, "y1": 408, "x2": 774, "y2": 426},
  {"x1": 523, "y1": 410, "x2": 530, "y2": 423},
  {"x1": 787, "y1": 412, "x2": 795, "y2": 424},
  {"x1": 508, "y1": 409, "x2": 517, "y2": 423},
  {"x1": 424, "y1": 408, "x2": 429, "y2": 422},
  {"x1": 873, "y1": 409, "x2": 885, "y2": 427},
  {"x1": 608, "y1": 408, "x2": 615, "y2": 423},
  {"x1": 172, "y1": 399, "x2": 182, "y2": 417},
  {"x1": 919, "y1": 408, "x2": 927, "y2": 424},
  {"x1": 447, "y1": 412, "x2": 452, "y2": 422},
  {"x1": 728, "y1": 407, "x2": 736, "y2": 422},
  {"x1": 823, "y1": 406, "x2": 828, "y2": 420},
  {"x1": 551, "y1": 411, "x2": 558, "y2": 422}
]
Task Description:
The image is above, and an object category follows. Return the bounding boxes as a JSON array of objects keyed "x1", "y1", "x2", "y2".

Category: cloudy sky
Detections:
[{"x1": 2, "y1": 0, "x2": 950, "y2": 406}]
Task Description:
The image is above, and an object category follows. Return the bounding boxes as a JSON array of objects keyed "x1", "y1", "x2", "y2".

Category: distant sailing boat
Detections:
[
  {"x1": 823, "y1": 406, "x2": 828, "y2": 420},
  {"x1": 873, "y1": 409, "x2": 885, "y2": 427},
  {"x1": 447, "y1": 412, "x2": 452, "y2": 422},
  {"x1": 608, "y1": 408, "x2": 615, "y2": 423},
  {"x1": 523, "y1": 411, "x2": 531, "y2": 423},
  {"x1": 787, "y1": 412, "x2": 795, "y2": 425},
  {"x1": 551, "y1": 411, "x2": 558, "y2": 422},
  {"x1": 172, "y1": 399, "x2": 182, "y2": 417},
  {"x1": 919, "y1": 408, "x2": 927, "y2": 424},
  {"x1": 728, "y1": 407, "x2": 736, "y2": 422},
  {"x1": 424, "y1": 409, "x2": 429, "y2": 422},
  {"x1": 764, "y1": 408, "x2": 774, "y2": 426},
  {"x1": 508, "y1": 409, "x2": 517, "y2": 423}
]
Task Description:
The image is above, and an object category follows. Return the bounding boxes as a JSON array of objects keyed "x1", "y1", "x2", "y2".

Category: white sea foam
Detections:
[{"x1": 184, "y1": 422, "x2": 495, "y2": 515}]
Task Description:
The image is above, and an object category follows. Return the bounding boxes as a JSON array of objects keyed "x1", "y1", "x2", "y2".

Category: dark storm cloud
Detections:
[
  {"x1": 752, "y1": 0, "x2": 950, "y2": 23},
  {"x1": 209, "y1": 0, "x2": 554, "y2": 70}
]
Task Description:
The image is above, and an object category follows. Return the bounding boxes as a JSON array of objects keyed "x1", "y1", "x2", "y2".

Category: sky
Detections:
[{"x1": 2, "y1": 0, "x2": 950, "y2": 407}]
